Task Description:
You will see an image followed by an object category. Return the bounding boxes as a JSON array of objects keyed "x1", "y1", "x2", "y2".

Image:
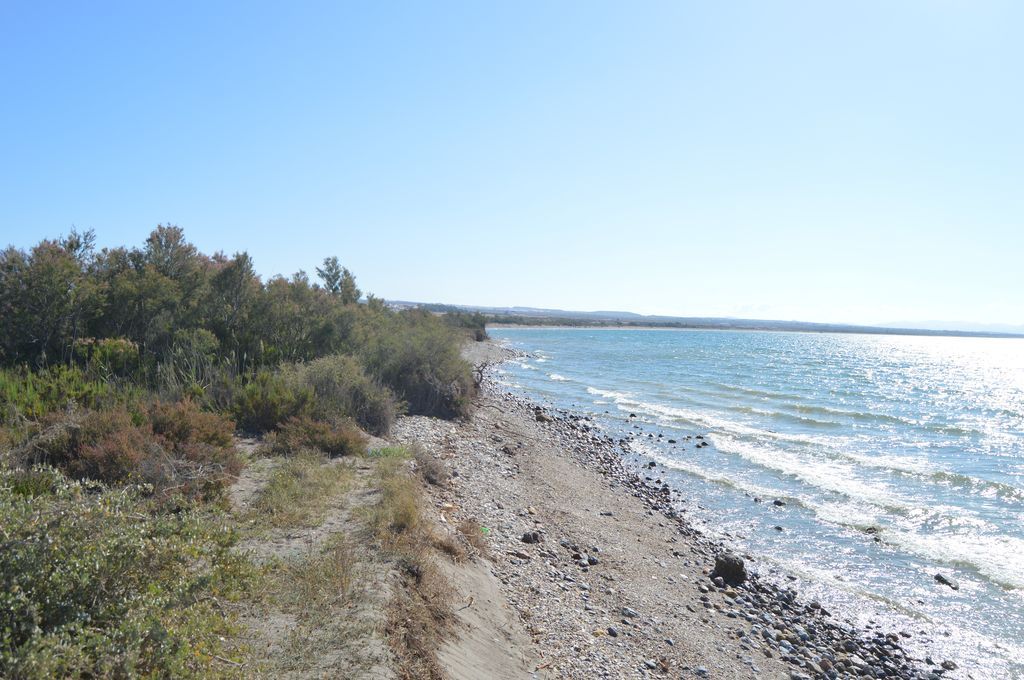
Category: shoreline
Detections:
[{"x1": 392, "y1": 339, "x2": 947, "y2": 679}]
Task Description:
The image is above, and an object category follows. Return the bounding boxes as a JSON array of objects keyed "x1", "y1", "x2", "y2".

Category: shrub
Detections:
[
  {"x1": 0, "y1": 365, "x2": 135, "y2": 425},
  {"x1": 73, "y1": 412, "x2": 150, "y2": 483},
  {"x1": 231, "y1": 370, "x2": 311, "y2": 433},
  {"x1": 15, "y1": 408, "x2": 147, "y2": 483},
  {"x1": 286, "y1": 354, "x2": 398, "y2": 435},
  {"x1": 264, "y1": 416, "x2": 367, "y2": 458},
  {"x1": 72, "y1": 337, "x2": 140, "y2": 380},
  {"x1": 11, "y1": 405, "x2": 241, "y2": 500},
  {"x1": 353, "y1": 310, "x2": 474, "y2": 420},
  {"x1": 148, "y1": 399, "x2": 234, "y2": 449},
  {"x1": 0, "y1": 467, "x2": 250, "y2": 678}
]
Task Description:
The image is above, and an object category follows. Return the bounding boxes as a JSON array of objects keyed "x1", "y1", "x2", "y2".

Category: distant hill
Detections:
[
  {"x1": 388, "y1": 301, "x2": 1024, "y2": 339},
  {"x1": 880, "y1": 321, "x2": 1024, "y2": 336}
]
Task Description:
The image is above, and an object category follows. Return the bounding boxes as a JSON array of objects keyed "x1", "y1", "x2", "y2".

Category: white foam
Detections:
[
  {"x1": 548, "y1": 373, "x2": 570, "y2": 382},
  {"x1": 887, "y1": 529, "x2": 1024, "y2": 590},
  {"x1": 710, "y1": 435, "x2": 915, "y2": 515}
]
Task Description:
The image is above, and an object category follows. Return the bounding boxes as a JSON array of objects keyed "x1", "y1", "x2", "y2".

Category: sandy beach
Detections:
[{"x1": 388, "y1": 340, "x2": 943, "y2": 679}]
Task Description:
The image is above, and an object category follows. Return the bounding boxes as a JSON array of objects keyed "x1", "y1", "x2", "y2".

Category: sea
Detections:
[{"x1": 489, "y1": 327, "x2": 1024, "y2": 677}]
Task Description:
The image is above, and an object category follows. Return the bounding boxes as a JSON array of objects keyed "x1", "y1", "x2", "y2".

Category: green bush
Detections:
[
  {"x1": 72, "y1": 337, "x2": 141, "y2": 380},
  {"x1": 0, "y1": 466, "x2": 249, "y2": 678},
  {"x1": 285, "y1": 354, "x2": 397, "y2": 435},
  {"x1": 264, "y1": 416, "x2": 367, "y2": 458},
  {"x1": 353, "y1": 310, "x2": 474, "y2": 419},
  {"x1": 231, "y1": 370, "x2": 311, "y2": 433},
  {"x1": 0, "y1": 365, "x2": 136, "y2": 425}
]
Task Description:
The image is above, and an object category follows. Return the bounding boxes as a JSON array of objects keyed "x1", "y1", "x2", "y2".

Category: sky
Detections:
[{"x1": 1, "y1": 1, "x2": 1022, "y2": 330}]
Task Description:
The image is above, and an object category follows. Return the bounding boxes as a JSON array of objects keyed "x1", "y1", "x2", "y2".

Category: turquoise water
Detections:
[{"x1": 490, "y1": 328, "x2": 1024, "y2": 676}]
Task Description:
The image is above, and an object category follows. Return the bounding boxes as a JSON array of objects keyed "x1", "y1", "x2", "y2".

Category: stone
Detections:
[
  {"x1": 934, "y1": 573, "x2": 959, "y2": 590},
  {"x1": 521, "y1": 531, "x2": 542, "y2": 544},
  {"x1": 712, "y1": 552, "x2": 748, "y2": 585}
]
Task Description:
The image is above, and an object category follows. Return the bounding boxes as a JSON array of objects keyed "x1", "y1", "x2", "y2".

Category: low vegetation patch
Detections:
[
  {"x1": 369, "y1": 456, "x2": 453, "y2": 680},
  {"x1": 9, "y1": 403, "x2": 241, "y2": 501},
  {"x1": 0, "y1": 466, "x2": 250, "y2": 679},
  {"x1": 412, "y1": 442, "x2": 450, "y2": 487},
  {"x1": 263, "y1": 415, "x2": 367, "y2": 458},
  {"x1": 249, "y1": 450, "x2": 352, "y2": 529},
  {"x1": 253, "y1": 534, "x2": 370, "y2": 675}
]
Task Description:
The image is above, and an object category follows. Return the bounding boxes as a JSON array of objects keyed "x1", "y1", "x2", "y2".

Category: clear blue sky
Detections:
[{"x1": 1, "y1": 1, "x2": 1021, "y2": 329}]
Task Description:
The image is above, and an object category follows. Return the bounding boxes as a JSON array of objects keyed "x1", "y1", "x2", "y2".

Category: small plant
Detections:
[
  {"x1": 412, "y1": 444, "x2": 449, "y2": 487},
  {"x1": 457, "y1": 518, "x2": 491, "y2": 559},
  {"x1": 264, "y1": 416, "x2": 367, "y2": 458}
]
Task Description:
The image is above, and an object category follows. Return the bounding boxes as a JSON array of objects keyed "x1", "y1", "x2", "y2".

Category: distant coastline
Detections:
[
  {"x1": 485, "y1": 322, "x2": 1024, "y2": 338},
  {"x1": 395, "y1": 301, "x2": 1024, "y2": 339}
]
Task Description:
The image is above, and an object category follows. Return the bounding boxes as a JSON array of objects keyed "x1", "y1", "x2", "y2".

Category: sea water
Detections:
[{"x1": 490, "y1": 328, "x2": 1024, "y2": 676}]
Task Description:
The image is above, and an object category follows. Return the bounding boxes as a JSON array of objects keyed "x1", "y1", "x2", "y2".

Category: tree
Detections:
[
  {"x1": 316, "y1": 256, "x2": 342, "y2": 294},
  {"x1": 317, "y1": 256, "x2": 360, "y2": 305},
  {"x1": 339, "y1": 267, "x2": 360, "y2": 305}
]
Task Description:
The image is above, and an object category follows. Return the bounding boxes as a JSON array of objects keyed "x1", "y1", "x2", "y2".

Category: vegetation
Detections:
[
  {"x1": 249, "y1": 451, "x2": 353, "y2": 529},
  {"x1": 263, "y1": 416, "x2": 367, "y2": 458},
  {"x1": 0, "y1": 226, "x2": 474, "y2": 422},
  {"x1": 0, "y1": 226, "x2": 477, "y2": 676},
  {"x1": 368, "y1": 453, "x2": 453, "y2": 680},
  {"x1": 0, "y1": 466, "x2": 250, "y2": 679}
]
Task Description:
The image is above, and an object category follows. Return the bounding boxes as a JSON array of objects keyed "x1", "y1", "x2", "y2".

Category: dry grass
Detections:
[
  {"x1": 247, "y1": 534, "x2": 384, "y2": 676},
  {"x1": 369, "y1": 455, "x2": 453, "y2": 680},
  {"x1": 411, "y1": 443, "x2": 449, "y2": 487},
  {"x1": 231, "y1": 441, "x2": 455, "y2": 678},
  {"x1": 457, "y1": 517, "x2": 492, "y2": 559},
  {"x1": 248, "y1": 450, "x2": 352, "y2": 529}
]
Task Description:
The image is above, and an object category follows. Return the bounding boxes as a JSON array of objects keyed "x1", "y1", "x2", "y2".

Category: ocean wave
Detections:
[
  {"x1": 885, "y1": 529, "x2": 1024, "y2": 590},
  {"x1": 630, "y1": 441, "x2": 812, "y2": 509},
  {"x1": 586, "y1": 386, "x2": 633, "y2": 400},
  {"x1": 590, "y1": 382, "x2": 1020, "y2": 504},
  {"x1": 548, "y1": 373, "x2": 570, "y2": 382},
  {"x1": 594, "y1": 389, "x2": 837, "y2": 447},
  {"x1": 709, "y1": 435, "x2": 917, "y2": 516},
  {"x1": 927, "y1": 470, "x2": 1024, "y2": 503},
  {"x1": 653, "y1": 442, "x2": 1024, "y2": 590}
]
